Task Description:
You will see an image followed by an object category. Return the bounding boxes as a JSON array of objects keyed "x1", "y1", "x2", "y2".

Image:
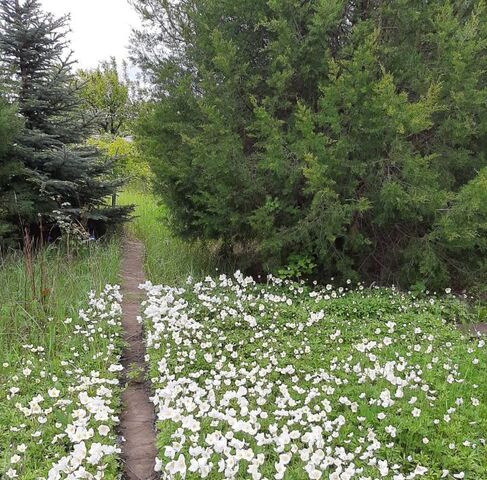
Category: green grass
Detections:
[
  {"x1": 119, "y1": 189, "x2": 231, "y2": 284},
  {"x1": 0, "y1": 241, "x2": 124, "y2": 479},
  {"x1": 0, "y1": 240, "x2": 121, "y2": 359}
]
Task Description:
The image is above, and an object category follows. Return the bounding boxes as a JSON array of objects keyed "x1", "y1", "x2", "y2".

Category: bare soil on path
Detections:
[
  {"x1": 468, "y1": 323, "x2": 487, "y2": 335},
  {"x1": 120, "y1": 238, "x2": 158, "y2": 480},
  {"x1": 459, "y1": 323, "x2": 487, "y2": 336}
]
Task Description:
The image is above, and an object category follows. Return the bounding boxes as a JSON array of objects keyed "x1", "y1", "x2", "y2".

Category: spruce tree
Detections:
[
  {"x1": 0, "y1": 0, "x2": 132, "y2": 243},
  {"x1": 0, "y1": 96, "x2": 29, "y2": 243}
]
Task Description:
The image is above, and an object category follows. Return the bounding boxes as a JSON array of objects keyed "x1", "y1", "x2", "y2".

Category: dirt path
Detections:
[
  {"x1": 469, "y1": 324, "x2": 487, "y2": 335},
  {"x1": 120, "y1": 238, "x2": 158, "y2": 479}
]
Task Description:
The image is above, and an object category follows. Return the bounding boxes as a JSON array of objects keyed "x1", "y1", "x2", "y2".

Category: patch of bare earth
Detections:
[
  {"x1": 120, "y1": 238, "x2": 158, "y2": 479},
  {"x1": 458, "y1": 323, "x2": 487, "y2": 336}
]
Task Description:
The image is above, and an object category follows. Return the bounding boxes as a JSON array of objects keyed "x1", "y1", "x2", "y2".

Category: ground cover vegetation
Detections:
[
  {"x1": 141, "y1": 275, "x2": 487, "y2": 480},
  {"x1": 0, "y1": 242, "x2": 124, "y2": 479},
  {"x1": 131, "y1": 0, "x2": 487, "y2": 290}
]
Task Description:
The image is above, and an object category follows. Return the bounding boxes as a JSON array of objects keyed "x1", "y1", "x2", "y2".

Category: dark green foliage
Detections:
[
  {"x1": 0, "y1": 0, "x2": 132, "y2": 245},
  {"x1": 0, "y1": 97, "x2": 27, "y2": 241},
  {"x1": 132, "y1": 0, "x2": 487, "y2": 288}
]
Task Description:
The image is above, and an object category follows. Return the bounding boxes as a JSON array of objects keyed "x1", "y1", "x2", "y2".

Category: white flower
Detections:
[
  {"x1": 155, "y1": 457, "x2": 163, "y2": 472},
  {"x1": 167, "y1": 454, "x2": 187, "y2": 478},
  {"x1": 98, "y1": 425, "x2": 110, "y2": 436},
  {"x1": 108, "y1": 363, "x2": 123, "y2": 372},
  {"x1": 48, "y1": 388, "x2": 60, "y2": 398},
  {"x1": 413, "y1": 465, "x2": 428, "y2": 476}
]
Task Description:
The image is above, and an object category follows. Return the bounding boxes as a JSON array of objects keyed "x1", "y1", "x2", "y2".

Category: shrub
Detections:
[{"x1": 132, "y1": 0, "x2": 487, "y2": 289}]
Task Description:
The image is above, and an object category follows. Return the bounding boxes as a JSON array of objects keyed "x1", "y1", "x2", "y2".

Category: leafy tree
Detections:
[
  {"x1": 78, "y1": 58, "x2": 132, "y2": 136},
  {"x1": 132, "y1": 0, "x2": 487, "y2": 289},
  {"x1": 79, "y1": 59, "x2": 150, "y2": 191},
  {"x1": 88, "y1": 135, "x2": 152, "y2": 187},
  {"x1": 0, "y1": 0, "x2": 132, "y2": 243}
]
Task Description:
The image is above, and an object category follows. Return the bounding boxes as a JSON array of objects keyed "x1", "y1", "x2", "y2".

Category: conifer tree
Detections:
[
  {"x1": 0, "y1": 0, "x2": 131, "y2": 243},
  {"x1": 132, "y1": 0, "x2": 487, "y2": 289},
  {"x1": 0, "y1": 96, "x2": 28, "y2": 243}
]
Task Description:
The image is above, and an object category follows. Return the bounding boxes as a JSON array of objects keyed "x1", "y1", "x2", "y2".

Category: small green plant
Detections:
[
  {"x1": 126, "y1": 363, "x2": 145, "y2": 384},
  {"x1": 277, "y1": 254, "x2": 316, "y2": 280}
]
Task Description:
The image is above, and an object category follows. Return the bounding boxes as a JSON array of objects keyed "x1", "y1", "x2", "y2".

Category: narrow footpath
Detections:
[{"x1": 120, "y1": 238, "x2": 158, "y2": 479}]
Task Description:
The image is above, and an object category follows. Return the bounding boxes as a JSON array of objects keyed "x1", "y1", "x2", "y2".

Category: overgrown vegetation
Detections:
[
  {"x1": 0, "y1": 241, "x2": 121, "y2": 356},
  {"x1": 119, "y1": 190, "x2": 230, "y2": 284},
  {"x1": 132, "y1": 0, "x2": 487, "y2": 290},
  {"x1": 0, "y1": 241, "x2": 123, "y2": 479}
]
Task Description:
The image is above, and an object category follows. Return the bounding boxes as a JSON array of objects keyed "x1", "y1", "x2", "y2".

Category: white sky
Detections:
[{"x1": 40, "y1": 0, "x2": 141, "y2": 71}]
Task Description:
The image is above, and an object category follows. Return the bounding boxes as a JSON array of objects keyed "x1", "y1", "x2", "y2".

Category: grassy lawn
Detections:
[
  {"x1": 0, "y1": 242, "x2": 125, "y2": 479},
  {"x1": 141, "y1": 276, "x2": 487, "y2": 479}
]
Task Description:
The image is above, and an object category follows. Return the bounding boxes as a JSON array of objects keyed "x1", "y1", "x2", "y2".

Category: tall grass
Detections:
[
  {"x1": 119, "y1": 190, "x2": 230, "y2": 285},
  {"x1": 0, "y1": 241, "x2": 121, "y2": 359}
]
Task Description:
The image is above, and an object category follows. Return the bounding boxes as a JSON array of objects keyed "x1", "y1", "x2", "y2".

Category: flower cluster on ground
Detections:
[
  {"x1": 0, "y1": 285, "x2": 124, "y2": 479},
  {"x1": 141, "y1": 274, "x2": 487, "y2": 480}
]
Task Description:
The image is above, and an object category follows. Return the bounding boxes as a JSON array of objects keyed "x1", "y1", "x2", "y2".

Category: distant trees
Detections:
[
  {"x1": 0, "y1": 0, "x2": 131, "y2": 246},
  {"x1": 78, "y1": 59, "x2": 132, "y2": 136},
  {"x1": 78, "y1": 59, "x2": 151, "y2": 187},
  {"x1": 131, "y1": 0, "x2": 487, "y2": 289}
]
